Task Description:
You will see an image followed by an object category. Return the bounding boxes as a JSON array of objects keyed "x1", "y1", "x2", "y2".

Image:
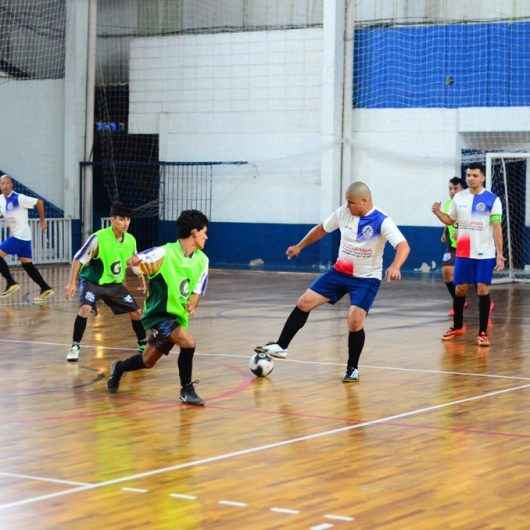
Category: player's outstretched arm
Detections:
[
  {"x1": 385, "y1": 240, "x2": 410, "y2": 282},
  {"x1": 431, "y1": 202, "x2": 455, "y2": 226},
  {"x1": 286, "y1": 224, "x2": 327, "y2": 260},
  {"x1": 492, "y1": 222, "x2": 506, "y2": 271},
  {"x1": 35, "y1": 199, "x2": 47, "y2": 231},
  {"x1": 65, "y1": 259, "x2": 81, "y2": 299},
  {"x1": 187, "y1": 293, "x2": 200, "y2": 316}
]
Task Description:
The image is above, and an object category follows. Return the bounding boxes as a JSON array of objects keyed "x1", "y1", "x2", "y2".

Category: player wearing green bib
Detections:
[
  {"x1": 440, "y1": 177, "x2": 464, "y2": 315},
  {"x1": 107, "y1": 209, "x2": 209, "y2": 406},
  {"x1": 64, "y1": 202, "x2": 146, "y2": 362}
]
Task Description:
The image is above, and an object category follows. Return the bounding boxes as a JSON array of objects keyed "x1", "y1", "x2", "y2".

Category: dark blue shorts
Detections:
[
  {"x1": 454, "y1": 257, "x2": 495, "y2": 286},
  {"x1": 309, "y1": 269, "x2": 381, "y2": 312},
  {"x1": 147, "y1": 319, "x2": 179, "y2": 355},
  {"x1": 0, "y1": 237, "x2": 32, "y2": 258}
]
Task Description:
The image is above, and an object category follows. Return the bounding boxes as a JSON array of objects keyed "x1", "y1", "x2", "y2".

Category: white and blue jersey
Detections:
[
  {"x1": 0, "y1": 191, "x2": 38, "y2": 241},
  {"x1": 322, "y1": 205, "x2": 406, "y2": 280},
  {"x1": 449, "y1": 189, "x2": 502, "y2": 260}
]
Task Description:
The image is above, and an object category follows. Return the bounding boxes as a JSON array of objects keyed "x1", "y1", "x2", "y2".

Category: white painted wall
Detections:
[
  {"x1": 349, "y1": 108, "x2": 460, "y2": 226},
  {"x1": 349, "y1": 107, "x2": 530, "y2": 227},
  {"x1": 356, "y1": 0, "x2": 530, "y2": 23},
  {"x1": 129, "y1": 28, "x2": 324, "y2": 224},
  {"x1": 0, "y1": 80, "x2": 65, "y2": 208}
]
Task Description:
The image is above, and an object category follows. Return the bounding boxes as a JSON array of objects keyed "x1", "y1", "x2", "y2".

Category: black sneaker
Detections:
[
  {"x1": 180, "y1": 382, "x2": 204, "y2": 406},
  {"x1": 342, "y1": 368, "x2": 360, "y2": 383},
  {"x1": 107, "y1": 361, "x2": 123, "y2": 394}
]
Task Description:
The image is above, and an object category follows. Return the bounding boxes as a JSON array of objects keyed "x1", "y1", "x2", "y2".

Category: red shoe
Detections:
[
  {"x1": 441, "y1": 326, "x2": 466, "y2": 341},
  {"x1": 477, "y1": 332, "x2": 490, "y2": 347}
]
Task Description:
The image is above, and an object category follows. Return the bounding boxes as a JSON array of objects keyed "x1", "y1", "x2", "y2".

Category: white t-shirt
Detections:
[
  {"x1": 323, "y1": 205, "x2": 406, "y2": 280},
  {"x1": 449, "y1": 189, "x2": 502, "y2": 260},
  {"x1": 0, "y1": 192, "x2": 38, "y2": 241}
]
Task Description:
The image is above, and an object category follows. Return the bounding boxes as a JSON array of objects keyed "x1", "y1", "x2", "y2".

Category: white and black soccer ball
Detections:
[{"x1": 249, "y1": 352, "x2": 274, "y2": 378}]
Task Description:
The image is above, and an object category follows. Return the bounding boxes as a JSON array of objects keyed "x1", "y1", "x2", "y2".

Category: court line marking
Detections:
[
  {"x1": 0, "y1": 472, "x2": 92, "y2": 487},
  {"x1": 270, "y1": 507, "x2": 300, "y2": 515},
  {"x1": 310, "y1": 524, "x2": 334, "y2": 530},
  {"x1": 121, "y1": 487, "x2": 148, "y2": 493},
  {"x1": 202, "y1": 353, "x2": 530, "y2": 382},
  {"x1": 169, "y1": 493, "x2": 197, "y2": 500},
  {"x1": 218, "y1": 500, "x2": 248, "y2": 507},
  {"x1": 325, "y1": 514, "x2": 354, "y2": 522},
  {"x1": 1, "y1": 381, "x2": 529, "y2": 512},
  {"x1": 1, "y1": 337, "x2": 529, "y2": 382}
]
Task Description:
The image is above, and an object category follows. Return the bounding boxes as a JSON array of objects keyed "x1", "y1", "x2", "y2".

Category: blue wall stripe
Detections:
[{"x1": 354, "y1": 21, "x2": 530, "y2": 108}]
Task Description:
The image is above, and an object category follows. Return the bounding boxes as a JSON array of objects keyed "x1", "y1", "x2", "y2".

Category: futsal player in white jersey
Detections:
[
  {"x1": 255, "y1": 182, "x2": 410, "y2": 382},
  {"x1": 432, "y1": 163, "x2": 505, "y2": 346},
  {"x1": 0, "y1": 173, "x2": 54, "y2": 301}
]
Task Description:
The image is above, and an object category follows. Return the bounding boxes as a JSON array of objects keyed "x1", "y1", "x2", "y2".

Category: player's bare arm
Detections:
[
  {"x1": 385, "y1": 240, "x2": 410, "y2": 281},
  {"x1": 286, "y1": 224, "x2": 327, "y2": 259},
  {"x1": 492, "y1": 222, "x2": 505, "y2": 271},
  {"x1": 35, "y1": 199, "x2": 47, "y2": 232},
  {"x1": 432, "y1": 202, "x2": 455, "y2": 226},
  {"x1": 65, "y1": 259, "x2": 81, "y2": 299}
]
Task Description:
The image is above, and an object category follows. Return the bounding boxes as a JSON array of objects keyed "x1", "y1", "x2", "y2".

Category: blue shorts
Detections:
[
  {"x1": 0, "y1": 237, "x2": 32, "y2": 259},
  {"x1": 454, "y1": 257, "x2": 495, "y2": 286},
  {"x1": 309, "y1": 269, "x2": 381, "y2": 312}
]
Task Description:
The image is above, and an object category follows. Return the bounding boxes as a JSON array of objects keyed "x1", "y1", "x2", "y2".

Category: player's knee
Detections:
[
  {"x1": 143, "y1": 358, "x2": 156, "y2": 368},
  {"x1": 442, "y1": 267, "x2": 453, "y2": 283},
  {"x1": 79, "y1": 305, "x2": 92, "y2": 318},
  {"x1": 142, "y1": 354, "x2": 157, "y2": 369},
  {"x1": 477, "y1": 283, "x2": 489, "y2": 295},
  {"x1": 129, "y1": 309, "x2": 142, "y2": 320},
  {"x1": 455, "y1": 285, "x2": 467, "y2": 297},
  {"x1": 296, "y1": 296, "x2": 315, "y2": 312},
  {"x1": 179, "y1": 337, "x2": 196, "y2": 349},
  {"x1": 347, "y1": 311, "x2": 365, "y2": 331},
  {"x1": 347, "y1": 316, "x2": 364, "y2": 332}
]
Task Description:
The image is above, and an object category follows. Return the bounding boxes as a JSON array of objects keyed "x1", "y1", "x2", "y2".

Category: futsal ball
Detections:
[{"x1": 249, "y1": 352, "x2": 274, "y2": 378}]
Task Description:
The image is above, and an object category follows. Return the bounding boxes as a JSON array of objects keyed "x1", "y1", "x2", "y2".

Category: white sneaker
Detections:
[
  {"x1": 343, "y1": 368, "x2": 359, "y2": 382},
  {"x1": 254, "y1": 342, "x2": 288, "y2": 359},
  {"x1": 66, "y1": 344, "x2": 80, "y2": 362}
]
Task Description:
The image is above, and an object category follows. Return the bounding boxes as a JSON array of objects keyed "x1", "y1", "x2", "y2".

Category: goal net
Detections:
[{"x1": 486, "y1": 153, "x2": 530, "y2": 283}]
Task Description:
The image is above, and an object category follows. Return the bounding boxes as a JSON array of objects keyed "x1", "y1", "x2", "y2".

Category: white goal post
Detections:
[{"x1": 485, "y1": 152, "x2": 530, "y2": 284}]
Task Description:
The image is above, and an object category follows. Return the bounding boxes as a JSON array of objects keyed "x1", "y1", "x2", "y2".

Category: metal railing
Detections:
[{"x1": 1, "y1": 218, "x2": 72, "y2": 265}]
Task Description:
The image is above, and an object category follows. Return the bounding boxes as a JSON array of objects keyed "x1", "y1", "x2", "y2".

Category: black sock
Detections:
[
  {"x1": 277, "y1": 307, "x2": 310, "y2": 349},
  {"x1": 118, "y1": 354, "x2": 146, "y2": 374},
  {"x1": 0, "y1": 257, "x2": 16, "y2": 285},
  {"x1": 453, "y1": 296, "x2": 465, "y2": 329},
  {"x1": 131, "y1": 319, "x2": 146, "y2": 342},
  {"x1": 478, "y1": 294, "x2": 491, "y2": 334},
  {"x1": 21, "y1": 262, "x2": 50, "y2": 291},
  {"x1": 347, "y1": 329, "x2": 365, "y2": 371},
  {"x1": 178, "y1": 347, "x2": 195, "y2": 387},
  {"x1": 73, "y1": 315, "x2": 87, "y2": 343},
  {"x1": 445, "y1": 281, "x2": 456, "y2": 300}
]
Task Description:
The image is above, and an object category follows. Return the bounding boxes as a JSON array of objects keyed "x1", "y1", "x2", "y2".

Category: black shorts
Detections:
[
  {"x1": 442, "y1": 248, "x2": 456, "y2": 267},
  {"x1": 147, "y1": 318, "x2": 179, "y2": 355},
  {"x1": 79, "y1": 279, "x2": 139, "y2": 315}
]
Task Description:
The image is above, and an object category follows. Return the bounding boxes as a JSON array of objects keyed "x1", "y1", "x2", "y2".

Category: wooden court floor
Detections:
[{"x1": 1, "y1": 265, "x2": 530, "y2": 529}]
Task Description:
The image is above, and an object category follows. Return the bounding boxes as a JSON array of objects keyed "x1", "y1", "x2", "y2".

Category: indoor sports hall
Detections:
[{"x1": 1, "y1": 1, "x2": 530, "y2": 529}]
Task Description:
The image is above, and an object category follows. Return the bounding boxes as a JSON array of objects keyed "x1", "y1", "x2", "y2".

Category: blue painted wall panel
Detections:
[
  {"x1": 354, "y1": 22, "x2": 530, "y2": 108},
  {"x1": 159, "y1": 221, "x2": 447, "y2": 274}
]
